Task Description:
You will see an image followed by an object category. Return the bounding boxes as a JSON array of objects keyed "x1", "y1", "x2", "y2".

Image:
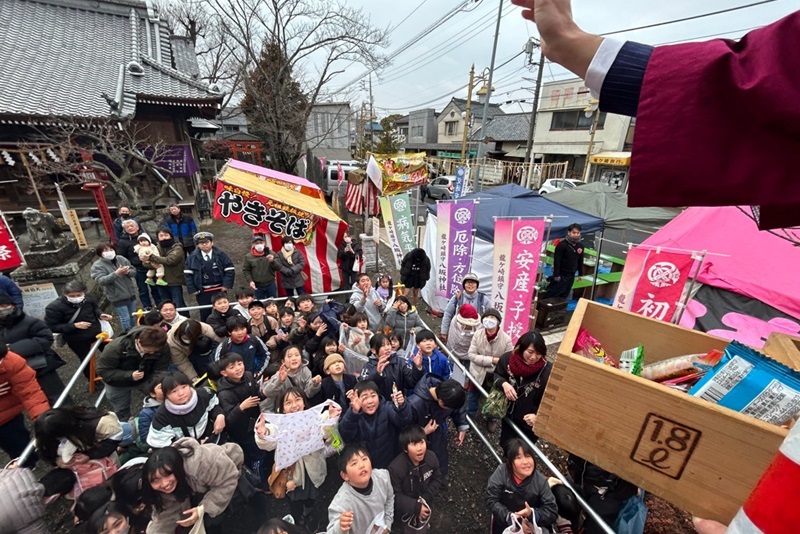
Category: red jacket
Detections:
[{"x1": 0, "y1": 351, "x2": 50, "y2": 426}]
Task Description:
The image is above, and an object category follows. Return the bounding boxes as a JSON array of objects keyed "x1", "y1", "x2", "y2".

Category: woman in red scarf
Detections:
[{"x1": 493, "y1": 331, "x2": 552, "y2": 449}]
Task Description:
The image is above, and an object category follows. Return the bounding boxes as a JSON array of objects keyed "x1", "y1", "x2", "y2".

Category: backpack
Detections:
[{"x1": 456, "y1": 290, "x2": 486, "y2": 314}]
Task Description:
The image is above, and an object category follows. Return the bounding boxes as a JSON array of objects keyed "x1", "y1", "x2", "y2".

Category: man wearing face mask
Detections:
[
  {"x1": 96, "y1": 325, "x2": 170, "y2": 420},
  {"x1": 111, "y1": 206, "x2": 138, "y2": 243},
  {"x1": 162, "y1": 203, "x2": 198, "y2": 254},
  {"x1": 273, "y1": 235, "x2": 307, "y2": 297},
  {"x1": 0, "y1": 291, "x2": 69, "y2": 406},
  {"x1": 147, "y1": 228, "x2": 186, "y2": 309},
  {"x1": 543, "y1": 223, "x2": 585, "y2": 300},
  {"x1": 243, "y1": 234, "x2": 279, "y2": 300},
  {"x1": 44, "y1": 280, "x2": 112, "y2": 378}
]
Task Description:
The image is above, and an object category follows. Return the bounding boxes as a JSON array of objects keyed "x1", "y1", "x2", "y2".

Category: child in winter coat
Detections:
[
  {"x1": 266, "y1": 308, "x2": 295, "y2": 353},
  {"x1": 311, "y1": 336, "x2": 340, "y2": 377},
  {"x1": 339, "y1": 312, "x2": 372, "y2": 358},
  {"x1": 133, "y1": 234, "x2": 166, "y2": 286},
  {"x1": 255, "y1": 388, "x2": 341, "y2": 530},
  {"x1": 232, "y1": 287, "x2": 255, "y2": 320},
  {"x1": 146, "y1": 372, "x2": 226, "y2": 448},
  {"x1": 206, "y1": 292, "x2": 244, "y2": 338},
  {"x1": 312, "y1": 353, "x2": 357, "y2": 408},
  {"x1": 360, "y1": 334, "x2": 424, "y2": 402},
  {"x1": 260, "y1": 345, "x2": 322, "y2": 412},
  {"x1": 136, "y1": 373, "x2": 165, "y2": 449},
  {"x1": 212, "y1": 315, "x2": 270, "y2": 378},
  {"x1": 410, "y1": 329, "x2": 452, "y2": 380},
  {"x1": 388, "y1": 425, "x2": 442, "y2": 530},
  {"x1": 247, "y1": 299, "x2": 278, "y2": 343},
  {"x1": 374, "y1": 274, "x2": 394, "y2": 306},
  {"x1": 339, "y1": 380, "x2": 412, "y2": 469},
  {"x1": 384, "y1": 296, "x2": 424, "y2": 347}
]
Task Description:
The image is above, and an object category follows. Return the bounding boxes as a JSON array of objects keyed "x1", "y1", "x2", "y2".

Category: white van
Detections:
[{"x1": 324, "y1": 160, "x2": 361, "y2": 196}]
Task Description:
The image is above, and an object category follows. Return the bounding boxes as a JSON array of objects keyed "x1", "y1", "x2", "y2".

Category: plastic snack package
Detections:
[
  {"x1": 689, "y1": 341, "x2": 800, "y2": 426},
  {"x1": 572, "y1": 327, "x2": 618, "y2": 368},
  {"x1": 619, "y1": 345, "x2": 645, "y2": 376},
  {"x1": 640, "y1": 349, "x2": 723, "y2": 382}
]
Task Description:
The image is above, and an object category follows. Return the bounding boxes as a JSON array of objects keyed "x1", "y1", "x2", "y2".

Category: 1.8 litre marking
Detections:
[{"x1": 630, "y1": 413, "x2": 702, "y2": 480}]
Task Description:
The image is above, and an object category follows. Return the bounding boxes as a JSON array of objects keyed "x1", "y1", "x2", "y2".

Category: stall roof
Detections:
[
  {"x1": 224, "y1": 159, "x2": 324, "y2": 200},
  {"x1": 546, "y1": 181, "x2": 681, "y2": 231},
  {"x1": 428, "y1": 183, "x2": 604, "y2": 241}
]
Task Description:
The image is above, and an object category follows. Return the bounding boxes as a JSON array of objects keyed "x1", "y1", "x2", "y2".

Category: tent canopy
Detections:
[
  {"x1": 546, "y1": 181, "x2": 681, "y2": 231},
  {"x1": 643, "y1": 206, "x2": 800, "y2": 320},
  {"x1": 427, "y1": 184, "x2": 603, "y2": 241},
  {"x1": 226, "y1": 159, "x2": 325, "y2": 200}
]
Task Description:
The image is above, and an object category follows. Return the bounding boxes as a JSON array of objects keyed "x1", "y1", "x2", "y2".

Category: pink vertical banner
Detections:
[
  {"x1": 613, "y1": 247, "x2": 650, "y2": 312},
  {"x1": 503, "y1": 219, "x2": 546, "y2": 344},
  {"x1": 435, "y1": 202, "x2": 452, "y2": 297},
  {"x1": 631, "y1": 250, "x2": 694, "y2": 322},
  {"x1": 445, "y1": 200, "x2": 476, "y2": 298},
  {"x1": 491, "y1": 220, "x2": 514, "y2": 319}
]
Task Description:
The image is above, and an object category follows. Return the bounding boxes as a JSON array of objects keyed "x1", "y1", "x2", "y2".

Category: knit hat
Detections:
[
  {"x1": 482, "y1": 308, "x2": 502, "y2": 322},
  {"x1": 137, "y1": 233, "x2": 152, "y2": 244},
  {"x1": 0, "y1": 292, "x2": 16, "y2": 307},
  {"x1": 456, "y1": 303, "x2": 480, "y2": 327},
  {"x1": 324, "y1": 353, "x2": 345, "y2": 372}
]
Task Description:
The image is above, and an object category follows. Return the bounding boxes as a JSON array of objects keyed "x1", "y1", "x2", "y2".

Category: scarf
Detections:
[
  {"x1": 280, "y1": 248, "x2": 294, "y2": 264},
  {"x1": 164, "y1": 388, "x2": 198, "y2": 415},
  {"x1": 508, "y1": 350, "x2": 546, "y2": 378},
  {"x1": 485, "y1": 329, "x2": 499, "y2": 342},
  {"x1": 251, "y1": 245, "x2": 265, "y2": 257}
]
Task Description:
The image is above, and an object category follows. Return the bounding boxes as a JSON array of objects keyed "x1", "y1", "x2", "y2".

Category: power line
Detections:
[{"x1": 387, "y1": 0, "x2": 431, "y2": 37}]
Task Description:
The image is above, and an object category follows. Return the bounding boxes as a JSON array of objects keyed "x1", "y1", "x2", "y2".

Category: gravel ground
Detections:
[{"x1": 2, "y1": 214, "x2": 696, "y2": 533}]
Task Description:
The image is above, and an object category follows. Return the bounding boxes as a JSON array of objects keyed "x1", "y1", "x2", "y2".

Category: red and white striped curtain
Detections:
[{"x1": 345, "y1": 180, "x2": 380, "y2": 216}]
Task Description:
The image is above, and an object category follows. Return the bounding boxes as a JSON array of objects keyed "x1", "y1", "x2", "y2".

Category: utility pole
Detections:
[
  {"x1": 524, "y1": 46, "x2": 545, "y2": 188},
  {"x1": 460, "y1": 65, "x2": 475, "y2": 161},
  {"x1": 472, "y1": 0, "x2": 504, "y2": 193},
  {"x1": 583, "y1": 102, "x2": 601, "y2": 181},
  {"x1": 369, "y1": 74, "x2": 375, "y2": 148}
]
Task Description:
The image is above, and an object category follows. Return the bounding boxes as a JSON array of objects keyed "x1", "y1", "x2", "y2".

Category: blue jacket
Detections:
[
  {"x1": 409, "y1": 347, "x2": 451, "y2": 381},
  {"x1": 184, "y1": 247, "x2": 235, "y2": 294},
  {"x1": 338, "y1": 398, "x2": 413, "y2": 469},
  {"x1": 137, "y1": 397, "x2": 161, "y2": 447},
  {"x1": 0, "y1": 275, "x2": 23, "y2": 309},
  {"x1": 162, "y1": 213, "x2": 198, "y2": 249}
]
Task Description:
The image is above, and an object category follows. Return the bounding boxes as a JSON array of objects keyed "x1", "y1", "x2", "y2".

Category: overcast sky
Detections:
[{"x1": 327, "y1": 0, "x2": 796, "y2": 116}]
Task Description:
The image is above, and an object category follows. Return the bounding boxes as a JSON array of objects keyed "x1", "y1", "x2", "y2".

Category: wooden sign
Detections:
[
  {"x1": 372, "y1": 217, "x2": 380, "y2": 243},
  {"x1": 21, "y1": 283, "x2": 59, "y2": 320},
  {"x1": 66, "y1": 209, "x2": 88, "y2": 249}
]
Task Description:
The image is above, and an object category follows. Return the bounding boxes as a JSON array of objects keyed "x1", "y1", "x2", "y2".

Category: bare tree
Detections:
[
  {"x1": 205, "y1": 0, "x2": 389, "y2": 173},
  {"x1": 29, "y1": 119, "x2": 179, "y2": 212}
]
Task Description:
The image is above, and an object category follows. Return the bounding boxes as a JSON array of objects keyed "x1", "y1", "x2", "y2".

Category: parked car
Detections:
[
  {"x1": 425, "y1": 175, "x2": 472, "y2": 200},
  {"x1": 323, "y1": 160, "x2": 361, "y2": 196},
  {"x1": 538, "y1": 178, "x2": 586, "y2": 195}
]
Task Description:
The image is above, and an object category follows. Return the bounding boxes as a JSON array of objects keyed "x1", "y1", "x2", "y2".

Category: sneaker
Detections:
[
  {"x1": 155, "y1": 279, "x2": 168, "y2": 286},
  {"x1": 145, "y1": 279, "x2": 155, "y2": 286}
]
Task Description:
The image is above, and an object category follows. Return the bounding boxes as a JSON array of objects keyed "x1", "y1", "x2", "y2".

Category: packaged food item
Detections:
[
  {"x1": 640, "y1": 349, "x2": 723, "y2": 382},
  {"x1": 689, "y1": 341, "x2": 800, "y2": 426},
  {"x1": 572, "y1": 327, "x2": 618, "y2": 368},
  {"x1": 619, "y1": 345, "x2": 645, "y2": 376}
]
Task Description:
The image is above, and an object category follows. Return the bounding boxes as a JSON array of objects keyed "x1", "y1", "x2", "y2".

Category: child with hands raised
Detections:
[{"x1": 260, "y1": 345, "x2": 322, "y2": 412}]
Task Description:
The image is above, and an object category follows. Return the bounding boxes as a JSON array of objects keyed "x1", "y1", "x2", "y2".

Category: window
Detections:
[
  {"x1": 223, "y1": 125, "x2": 240, "y2": 133},
  {"x1": 549, "y1": 110, "x2": 607, "y2": 131},
  {"x1": 411, "y1": 126, "x2": 424, "y2": 137},
  {"x1": 445, "y1": 121, "x2": 458, "y2": 136},
  {"x1": 399, "y1": 127, "x2": 409, "y2": 137}
]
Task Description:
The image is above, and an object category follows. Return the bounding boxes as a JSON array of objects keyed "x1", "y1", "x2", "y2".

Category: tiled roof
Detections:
[
  {"x1": 471, "y1": 113, "x2": 531, "y2": 142},
  {"x1": 0, "y1": 0, "x2": 222, "y2": 121},
  {"x1": 450, "y1": 98, "x2": 504, "y2": 119},
  {"x1": 223, "y1": 132, "x2": 262, "y2": 142}
]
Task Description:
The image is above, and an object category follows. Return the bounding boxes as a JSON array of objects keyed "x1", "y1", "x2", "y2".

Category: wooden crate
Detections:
[
  {"x1": 762, "y1": 332, "x2": 800, "y2": 370},
  {"x1": 536, "y1": 299, "x2": 788, "y2": 524}
]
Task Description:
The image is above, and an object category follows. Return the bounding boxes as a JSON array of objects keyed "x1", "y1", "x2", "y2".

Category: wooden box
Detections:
[
  {"x1": 762, "y1": 332, "x2": 800, "y2": 370},
  {"x1": 536, "y1": 299, "x2": 788, "y2": 524}
]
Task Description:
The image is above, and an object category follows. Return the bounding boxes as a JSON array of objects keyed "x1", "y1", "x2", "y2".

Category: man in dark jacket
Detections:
[
  {"x1": 0, "y1": 292, "x2": 67, "y2": 406},
  {"x1": 115, "y1": 219, "x2": 153, "y2": 309},
  {"x1": 0, "y1": 275, "x2": 23, "y2": 310},
  {"x1": 407, "y1": 376, "x2": 468, "y2": 477},
  {"x1": 543, "y1": 223, "x2": 585, "y2": 299},
  {"x1": 147, "y1": 228, "x2": 186, "y2": 309},
  {"x1": 184, "y1": 232, "x2": 235, "y2": 322},
  {"x1": 388, "y1": 425, "x2": 442, "y2": 525},
  {"x1": 96, "y1": 326, "x2": 169, "y2": 420},
  {"x1": 111, "y1": 205, "x2": 138, "y2": 242},
  {"x1": 242, "y1": 235, "x2": 279, "y2": 300},
  {"x1": 162, "y1": 204, "x2": 198, "y2": 254}
]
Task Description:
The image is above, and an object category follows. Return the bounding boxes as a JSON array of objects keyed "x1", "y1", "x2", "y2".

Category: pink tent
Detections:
[{"x1": 643, "y1": 206, "x2": 800, "y2": 321}]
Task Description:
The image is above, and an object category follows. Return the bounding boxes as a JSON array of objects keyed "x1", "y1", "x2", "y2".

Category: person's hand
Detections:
[
  {"x1": 74, "y1": 321, "x2": 92, "y2": 330},
  {"x1": 502, "y1": 382, "x2": 518, "y2": 401},
  {"x1": 492, "y1": 357, "x2": 500, "y2": 365},
  {"x1": 339, "y1": 511, "x2": 354, "y2": 531},
  {"x1": 342, "y1": 323, "x2": 349, "y2": 330},
  {"x1": 266, "y1": 254, "x2": 275, "y2": 262},
  {"x1": 412, "y1": 351, "x2": 423, "y2": 370},
  {"x1": 339, "y1": 343, "x2": 347, "y2": 353},
  {"x1": 298, "y1": 317, "x2": 307, "y2": 329},
  {"x1": 692, "y1": 517, "x2": 729, "y2": 534},
  {"x1": 457, "y1": 430, "x2": 467, "y2": 446},
  {"x1": 255, "y1": 414, "x2": 266, "y2": 437},
  {"x1": 176, "y1": 507, "x2": 201, "y2": 527},
  {"x1": 240, "y1": 396, "x2": 260, "y2": 411},
  {"x1": 347, "y1": 390, "x2": 361, "y2": 413},
  {"x1": 377, "y1": 355, "x2": 391, "y2": 374},
  {"x1": 328, "y1": 404, "x2": 342, "y2": 419},
  {"x1": 409, "y1": 328, "x2": 415, "y2": 335},
  {"x1": 132, "y1": 370, "x2": 145, "y2": 381},
  {"x1": 278, "y1": 365, "x2": 288, "y2": 382},
  {"x1": 318, "y1": 323, "x2": 328, "y2": 335},
  {"x1": 212, "y1": 414, "x2": 226, "y2": 434},
  {"x1": 393, "y1": 390, "x2": 405, "y2": 407},
  {"x1": 439, "y1": 333, "x2": 448, "y2": 343},
  {"x1": 312, "y1": 375, "x2": 322, "y2": 386},
  {"x1": 249, "y1": 281, "x2": 257, "y2": 290},
  {"x1": 373, "y1": 299, "x2": 382, "y2": 307},
  {"x1": 423, "y1": 419, "x2": 438, "y2": 435},
  {"x1": 419, "y1": 501, "x2": 431, "y2": 521},
  {"x1": 515, "y1": 502, "x2": 533, "y2": 519},
  {"x1": 99, "y1": 314, "x2": 113, "y2": 321},
  {"x1": 352, "y1": 336, "x2": 362, "y2": 346},
  {"x1": 523, "y1": 413, "x2": 537, "y2": 429},
  {"x1": 0, "y1": 382, "x2": 10, "y2": 397},
  {"x1": 286, "y1": 479, "x2": 296, "y2": 492},
  {"x1": 114, "y1": 266, "x2": 128, "y2": 276},
  {"x1": 393, "y1": 300, "x2": 401, "y2": 309}
]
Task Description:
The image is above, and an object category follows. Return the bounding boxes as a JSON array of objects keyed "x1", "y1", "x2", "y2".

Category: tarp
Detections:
[
  {"x1": 226, "y1": 159, "x2": 325, "y2": 200},
  {"x1": 547, "y1": 182, "x2": 681, "y2": 231},
  {"x1": 643, "y1": 206, "x2": 800, "y2": 321},
  {"x1": 426, "y1": 184, "x2": 604, "y2": 240}
]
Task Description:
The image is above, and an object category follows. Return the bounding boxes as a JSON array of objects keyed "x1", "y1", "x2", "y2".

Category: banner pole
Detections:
[
  {"x1": 589, "y1": 227, "x2": 605, "y2": 301},
  {"x1": 532, "y1": 215, "x2": 554, "y2": 330},
  {"x1": 673, "y1": 249, "x2": 707, "y2": 325}
]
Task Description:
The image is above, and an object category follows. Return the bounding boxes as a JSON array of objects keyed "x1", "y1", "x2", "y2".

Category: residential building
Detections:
[
  {"x1": 395, "y1": 115, "x2": 410, "y2": 141},
  {"x1": 212, "y1": 107, "x2": 249, "y2": 137},
  {"x1": 0, "y1": 0, "x2": 223, "y2": 215},
  {"x1": 306, "y1": 101, "x2": 352, "y2": 161},
  {"x1": 470, "y1": 113, "x2": 532, "y2": 160}
]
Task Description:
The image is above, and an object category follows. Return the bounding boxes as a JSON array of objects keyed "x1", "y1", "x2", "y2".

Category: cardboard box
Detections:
[{"x1": 536, "y1": 299, "x2": 788, "y2": 524}]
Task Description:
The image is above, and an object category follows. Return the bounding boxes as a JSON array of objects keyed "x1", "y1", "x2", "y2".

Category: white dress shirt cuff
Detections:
[{"x1": 585, "y1": 38, "x2": 625, "y2": 98}]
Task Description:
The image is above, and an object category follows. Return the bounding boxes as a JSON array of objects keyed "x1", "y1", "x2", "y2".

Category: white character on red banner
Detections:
[{"x1": 636, "y1": 293, "x2": 671, "y2": 321}]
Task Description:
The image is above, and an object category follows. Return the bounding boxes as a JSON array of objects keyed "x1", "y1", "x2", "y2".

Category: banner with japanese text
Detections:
[
  {"x1": 453, "y1": 166, "x2": 469, "y2": 199},
  {"x1": 214, "y1": 181, "x2": 316, "y2": 243},
  {"x1": 378, "y1": 192, "x2": 415, "y2": 269},
  {"x1": 493, "y1": 219, "x2": 545, "y2": 343},
  {"x1": 371, "y1": 152, "x2": 429, "y2": 195},
  {"x1": 0, "y1": 213, "x2": 23, "y2": 270},
  {"x1": 614, "y1": 248, "x2": 694, "y2": 322},
  {"x1": 436, "y1": 201, "x2": 476, "y2": 298}
]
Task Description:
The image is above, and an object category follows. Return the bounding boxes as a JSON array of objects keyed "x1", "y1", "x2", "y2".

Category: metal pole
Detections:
[
  {"x1": 471, "y1": 0, "x2": 504, "y2": 193},
  {"x1": 589, "y1": 228, "x2": 606, "y2": 301},
  {"x1": 16, "y1": 336, "x2": 107, "y2": 466},
  {"x1": 673, "y1": 249, "x2": 707, "y2": 325},
  {"x1": 466, "y1": 415, "x2": 503, "y2": 464},
  {"x1": 523, "y1": 48, "x2": 546, "y2": 187},
  {"x1": 461, "y1": 65, "x2": 476, "y2": 161},
  {"x1": 583, "y1": 109, "x2": 600, "y2": 181},
  {"x1": 532, "y1": 216, "x2": 554, "y2": 328}
]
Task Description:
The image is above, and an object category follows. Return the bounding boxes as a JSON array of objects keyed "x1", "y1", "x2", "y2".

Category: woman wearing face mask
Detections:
[
  {"x1": 273, "y1": 236, "x2": 307, "y2": 297},
  {"x1": 336, "y1": 232, "x2": 362, "y2": 290},
  {"x1": 90, "y1": 243, "x2": 138, "y2": 332},
  {"x1": 466, "y1": 309, "x2": 512, "y2": 433},
  {"x1": 146, "y1": 228, "x2": 186, "y2": 310},
  {"x1": 45, "y1": 281, "x2": 113, "y2": 378}
]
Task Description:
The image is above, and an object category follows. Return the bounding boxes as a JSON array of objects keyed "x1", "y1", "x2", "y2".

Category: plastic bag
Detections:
[
  {"x1": 613, "y1": 492, "x2": 647, "y2": 534},
  {"x1": 573, "y1": 327, "x2": 618, "y2": 368},
  {"x1": 641, "y1": 350, "x2": 723, "y2": 382},
  {"x1": 481, "y1": 386, "x2": 509, "y2": 419}
]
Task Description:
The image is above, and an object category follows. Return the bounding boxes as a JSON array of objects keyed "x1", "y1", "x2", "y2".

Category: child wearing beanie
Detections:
[{"x1": 312, "y1": 353, "x2": 356, "y2": 408}]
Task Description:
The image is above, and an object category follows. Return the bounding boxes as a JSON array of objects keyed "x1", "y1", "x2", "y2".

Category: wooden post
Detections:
[{"x1": 19, "y1": 152, "x2": 47, "y2": 212}]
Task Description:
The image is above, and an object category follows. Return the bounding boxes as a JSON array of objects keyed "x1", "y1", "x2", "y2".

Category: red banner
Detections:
[
  {"x1": 626, "y1": 250, "x2": 694, "y2": 322},
  {"x1": 213, "y1": 181, "x2": 317, "y2": 243},
  {"x1": 0, "y1": 216, "x2": 23, "y2": 270}
]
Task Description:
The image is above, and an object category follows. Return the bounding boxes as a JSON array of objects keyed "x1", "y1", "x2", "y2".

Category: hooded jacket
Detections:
[
  {"x1": 260, "y1": 366, "x2": 320, "y2": 413},
  {"x1": 348, "y1": 283, "x2": 385, "y2": 331},
  {"x1": 44, "y1": 294, "x2": 103, "y2": 343},
  {"x1": 137, "y1": 396, "x2": 161, "y2": 447},
  {"x1": 148, "y1": 241, "x2": 186, "y2": 286},
  {"x1": 90, "y1": 255, "x2": 138, "y2": 304},
  {"x1": 146, "y1": 438, "x2": 244, "y2": 534},
  {"x1": 384, "y1": 306, "x2": 424, "y2": 347},
  {"x1": 166, "y1": 321, "x2": 221, "y2": 381},
  {"x1": 147, "y1": 388, "x2": 224, "y2": 448},
  {"x1": 96, "y1": 327, "x2": 170, "y2": 387},
  {"x1": 212, "y1": 334, "x2": 270, "y2": 377},
  {"x1": 410, "y1": 347, "x2": 451, "y2": 381},
  {"x1": 0, "y1": 275, "x2": 23, "y2": 309},
  {"x1": 486, "y1": 463, "x2": 558, "y2": 534},
  {"x1": 360, "y1": 352, "x2": 424, "y2": 402},
  {"x1": 216, "y1": 372, "x2": 261, "y2": 442},
  {"x1": 467, "y1": 327, "x2": 513, "y2": 386},
  {"x1": 447, "y1": 315, "x2": 479, "y2": 361},
  {"x1": 0, "y1": 307, "x2": 64, "y2": 376},
  {"x1": 338, "y1": 398, "x2": 413, "y2": 469},
  {"x1": 399, "y1": 248, "x2": 431, "y2": 288},
  {"x1": 243, "y1": 247, "x2": 279, "y2": 286},
  {"x1": 388, "y1": 449, "x2": 443, "y2": 518},
  {"x1": 0, "y1": 468, "x2": 47, "y2": 534},
  {"x1": 0, "y1": 350, "x2": 49, "y2": 426}
]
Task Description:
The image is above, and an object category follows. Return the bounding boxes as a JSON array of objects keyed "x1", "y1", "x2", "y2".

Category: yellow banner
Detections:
[{"x1": 371, "y1": 152, "x2": 429, "y2": 195}]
